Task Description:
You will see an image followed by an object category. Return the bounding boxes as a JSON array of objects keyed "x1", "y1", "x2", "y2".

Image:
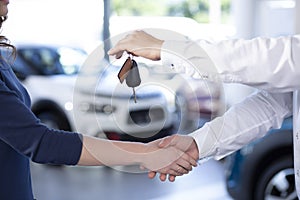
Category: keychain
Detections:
[{"x1": 117, "y1": 56, "x2": 141, "y2": 103}]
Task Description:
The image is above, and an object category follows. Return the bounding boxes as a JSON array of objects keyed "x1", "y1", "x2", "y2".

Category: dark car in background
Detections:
[{"x1": 224, "y1": 117, "x2": 297, "y2": 200}]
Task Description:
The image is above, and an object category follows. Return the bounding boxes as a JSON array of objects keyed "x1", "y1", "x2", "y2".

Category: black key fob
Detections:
[{"x1": 125, "y1": 59, "x2": 141, "y2": 87}]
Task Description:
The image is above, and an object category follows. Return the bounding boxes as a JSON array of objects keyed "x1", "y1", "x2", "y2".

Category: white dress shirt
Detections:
[{"x1": 161, "y1": 34, "x2": 300, "y2": 195}]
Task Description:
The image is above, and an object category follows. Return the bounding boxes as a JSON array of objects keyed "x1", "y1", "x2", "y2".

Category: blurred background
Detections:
[{"x1": 3, "y1": 0, "x2": 298, "y2": 199}]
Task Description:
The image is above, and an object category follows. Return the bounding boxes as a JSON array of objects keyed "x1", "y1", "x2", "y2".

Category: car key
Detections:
[
  {"x1": 117, "y1": 56, "x2": 132, "y2": 83},
  {"x1": 117, "y1": 56, "x2": 141, "y2": 103},
  {"x1": 125, "y1": 59, "x2": 141, "y2": 103}
]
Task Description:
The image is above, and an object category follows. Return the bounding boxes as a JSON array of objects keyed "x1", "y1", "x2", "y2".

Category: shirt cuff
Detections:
[
  {"x1": 161, "y1": 40, "x2": 195, "y2": 74},
  {"x1": 161, "y1": 40, "x2": 222, "y2": 81},
  {"x1": 188, "y1": 124, "x2": 218, "y2": 160}
]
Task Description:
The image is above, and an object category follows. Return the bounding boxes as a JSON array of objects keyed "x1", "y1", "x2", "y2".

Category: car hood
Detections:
[{"x1": 76, "y1": 65, "x2": 164, "y2": 99}]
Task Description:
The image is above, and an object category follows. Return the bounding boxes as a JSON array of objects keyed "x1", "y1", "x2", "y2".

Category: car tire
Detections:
[
  {"x1": 37, "y1": 112, "x2": 70, "y2": 131},
  {"x1": 254, "y1": 155, "x2": 297, "y2": 200}
]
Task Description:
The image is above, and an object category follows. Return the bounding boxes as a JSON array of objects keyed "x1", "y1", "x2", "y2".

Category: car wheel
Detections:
[
  {"x1": 37, "y1": 112, "x2": 70, "y2": 131},
  {"x1": 254, "y1": 155, "x2": 297, "y2": 200}
]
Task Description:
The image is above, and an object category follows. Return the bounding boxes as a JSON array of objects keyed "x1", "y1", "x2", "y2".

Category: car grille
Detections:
[{"x1": 128, "y1": 107, "x2": 165, "y2": 125}]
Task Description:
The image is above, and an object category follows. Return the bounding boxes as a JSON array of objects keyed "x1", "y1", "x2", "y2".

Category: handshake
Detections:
[
  {"x1": 81, "y1": 133, "x2": 199, "y2": 182},
  {"x1": 142, "y1": 134, "x2": 199, "y2": 182}
]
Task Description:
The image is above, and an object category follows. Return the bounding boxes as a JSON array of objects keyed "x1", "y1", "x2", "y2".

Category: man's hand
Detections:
[
  {"x1": 108, "y1": 30, "x2": 163, "y2": 60},
  {"x1": 140, "y1": 138, "x2": 197, "y2": 177},
  {"x1": 148, "y1": 134, "x2": 199, "y2": 182}
]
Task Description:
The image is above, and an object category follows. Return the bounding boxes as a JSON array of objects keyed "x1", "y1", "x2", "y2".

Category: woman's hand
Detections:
[{"x1": 108, "y1": 30, "x2": 164, "y2": 61}]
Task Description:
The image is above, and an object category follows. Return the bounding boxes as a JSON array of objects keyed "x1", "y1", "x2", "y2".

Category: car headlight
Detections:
[{"x1": 79, "y1": 102, "x2": 116, "y2": 114}]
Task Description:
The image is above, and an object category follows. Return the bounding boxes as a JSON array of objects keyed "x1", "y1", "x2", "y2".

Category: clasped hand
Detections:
[{"x1": 141, "y1": 134, "x2": 199, "y2": 182}]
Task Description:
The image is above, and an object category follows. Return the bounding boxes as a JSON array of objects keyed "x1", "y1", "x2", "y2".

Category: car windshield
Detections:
[
  {"x1": 16, "y1": 46, "x2": 87, "y2": 76},
  {"x1": 57, "y1": 47, "x2": 87, "y2": 75}
]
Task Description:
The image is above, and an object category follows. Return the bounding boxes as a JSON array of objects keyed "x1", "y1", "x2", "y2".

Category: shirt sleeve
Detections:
[
  {"x1": 0, "y1": 80, "x2": 83, "y2": 165},
  {"x1": 161, "y1": 35, "x2": 300, "y2": 92},
  {"x1": 189, "y1": 91, "x2": 293, "y2": 161}
]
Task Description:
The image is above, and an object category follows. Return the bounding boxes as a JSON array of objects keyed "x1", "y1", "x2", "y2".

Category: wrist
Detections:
[
  {"x1": 191, "y1": 138, "x2": 200, "y2": 160},
  {"x1": 154, "y1": 40, "x2": 164, "y2": 60},
  {"x1": 137, "y1": 143, "x2": 158, "y2": 167}
]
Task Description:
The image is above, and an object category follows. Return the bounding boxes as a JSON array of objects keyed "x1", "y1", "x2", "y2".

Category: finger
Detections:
[
  {"x1": 168, "y1": 169, "x2": 184, "y2": 176},
  {"x1": 162, "y1": 164, "x2": 186, "y2": 176},
  {"x1": 107, "y1": 46, "x2": 125, "y2": 58},
  {"x1": 190, "y1": 157, "x2": 198, "y2": 167},
  {"x1": 154, "y1": 161, "x2": 184, "y2": 176},
  {"x1": 168, "y1": 175, "x2": 176, "y2": 182},
  {"x1": 177, "y1": 151, "x2": 198, "y2": 167},
  {"x1": 140, "y1": 165, "x2": 146, "y2": 171},
  {"x1": 176, "y1": 159, "x2": 192, "y2": 172},
  {"x1": 159, "y1": 173, "x2": 167, "y2": 182},
  {"x1": 115, "y1": 51, "x2": 124, "y2": 59},
  {"x1": 107, "y1": 47, "x2": 118, "y2": 56},
  {"x1": 148, "y1": 171, "x2": 157, "y2": 179},
  {"x1": 173, "y1": 163, "x2": 189, "y2": 175}
]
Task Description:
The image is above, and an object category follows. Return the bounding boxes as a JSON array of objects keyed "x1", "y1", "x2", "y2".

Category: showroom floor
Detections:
[{"x1": 31, "y1": 159, "x2": 232, "y2": 200}]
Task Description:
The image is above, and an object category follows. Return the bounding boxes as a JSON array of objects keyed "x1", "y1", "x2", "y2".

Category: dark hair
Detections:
[{"x1": 0, "y1": 16, "x2": 16, "y2": 59}]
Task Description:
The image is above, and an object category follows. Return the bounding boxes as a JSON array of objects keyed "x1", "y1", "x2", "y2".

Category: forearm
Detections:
[
  {"x1": 189, "y1": 91, "x2": 293, "y2": 160},
  {"x1": 77, "y1": 135, "x2": 148, "y2": 166}
]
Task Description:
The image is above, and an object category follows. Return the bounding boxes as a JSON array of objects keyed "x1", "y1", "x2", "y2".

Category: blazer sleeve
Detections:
[{"x1": 0, "y1": 80, "x2": 82, "y2": 165}]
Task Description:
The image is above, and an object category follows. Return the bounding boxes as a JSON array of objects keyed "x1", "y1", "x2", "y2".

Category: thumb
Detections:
[
  {"x1": 158, "y1": 134, "x2": 178, "y2": 148},
  {"x1": 140, "y1": 165, "x2": 146, "y2": 171}
]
